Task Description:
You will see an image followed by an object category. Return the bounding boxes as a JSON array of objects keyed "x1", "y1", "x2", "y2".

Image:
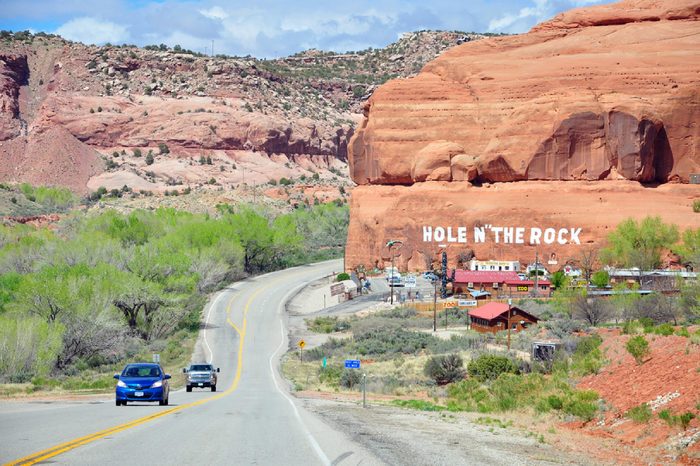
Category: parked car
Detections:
[
  {"x1": 183, "y1": 363, "x2": 220, "y2": 392},
  {"x1": 422, "y1": 272, "x2": 439, "y2": 281},
  {"x1": 114, "y1": 363, "x2": 170, "y2": 406},
  {"x1": 387, "y1": 276, "x2": 404, "y2": 287}
]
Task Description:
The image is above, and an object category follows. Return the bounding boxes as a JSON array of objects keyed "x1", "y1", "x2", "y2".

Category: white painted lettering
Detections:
[
  {"x1": 544, "y1": 228, "x2": 556, "y2": 244},
  {"x1": 474, "y1": 227, "x2": 486, "y2": 243},
  {"x1": 458, "y1": 227, "x2": 467, "y2": 243},
  {"x1": 447, "y1": 227, "x2": 457, "y2": 243},
  {"x1": 434, "y1": 227, "x2": 445, "y2": 242},
  {"x1": 491, "y1": 226, "x2": 503, "y2": 243},
  {"x1": 503, "y1": 227, "x2": 514, "y2": 243},
  {"x1": 515, "y1": 227, "x2": 525, "y2": 244},
  {"x1": 530, "y1": 228, "x2": 542, "y2": 245},
  {"x1": 557, "y1": 228, "x2": 568, "y2": 245},
  {"x1": 570, "y1": 228, "x2": 581, "y2": 245},
  {"x1": 423, "y1": 226, "x2": 433, "y2": 242}
]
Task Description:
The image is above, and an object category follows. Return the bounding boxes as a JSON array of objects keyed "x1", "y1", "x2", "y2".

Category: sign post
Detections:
[
  {"x1": 344, "y1": 359, "x2": 366, "y2": 408},
  {"x1": 298, "y1": 339, "x2": 305, "y2": 362}
]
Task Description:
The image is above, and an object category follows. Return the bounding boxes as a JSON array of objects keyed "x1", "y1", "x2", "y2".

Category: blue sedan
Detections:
[{"x1": 114, "y1": 363, "x2": 171, "y2": 406}]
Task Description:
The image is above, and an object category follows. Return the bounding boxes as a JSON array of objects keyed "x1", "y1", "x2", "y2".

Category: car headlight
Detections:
[
  {"x1": 151, "y1": 380, "x2": 163, "y2": 388},
  {"x1": 116, "y1": 380, "x2": 127, "y2": 388}
]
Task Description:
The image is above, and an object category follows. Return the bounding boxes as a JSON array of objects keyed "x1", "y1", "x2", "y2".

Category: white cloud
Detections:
[
  {"x1": 55, "y1": 17, "x2": 129, "y2": 44},
  {"x1": 199, "y1": 6, "x2": 228, "y2": 20}
]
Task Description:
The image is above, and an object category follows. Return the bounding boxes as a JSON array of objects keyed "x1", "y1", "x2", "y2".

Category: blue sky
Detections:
[{"x1": 0, "y1": 0, "x2": 614, "y2": 57}]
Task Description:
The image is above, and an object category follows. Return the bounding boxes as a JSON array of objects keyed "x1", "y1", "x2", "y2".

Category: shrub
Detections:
[
  {"x1": 547, "y1": 395, "x2": 563, "y2": 410},
  {"x1": 591, "y1": 270, "x2": 610, "y2": 288},
  {"x1": 693, "y1": 199, "x2": 700, "y2": 213},
  {"x1": 318, "y1": 365, "x2": 342, "y2": 386},
  {"x1": 307, "y1": 316, "x2": 347, "y2": 334},
  {"x1": 658, "y1": 409, "x2": 674, "y2": 426},
  {"x1": 145, "y1": 152, "x2": 154, "y2": 165},
  {"x1": 651, "y1": 323, "x2": 674, "y2": 336},
  {"x1": 158, "y1": 143, "x2": 169, "y2": 155},
  {"x1": 562, "y1": 390, "x2": 599, "y2": 421},
  {"x1": 133, "y1": 148, "x2": 142, "y2": 157},
  {"x1": 279, "y1": 177, "x2": 293, "y2": 186},
  {"x1": 340, "y1": 368, "x2": 361, "y2": 389},
  {"x1": 424, "y1": 354, "x2": 466, "y2": 385},
  {"x1": 676, "y1": 327, "x2": 690, "y2": 337},
  {"x1": 626, "y1": 403, "x2": 652, "y2": 423},
  {"x1": 570, "y1": 334, "x2": 604, "y2": 376},
  {"x1": 679, "y1": 412, "x2": 696, "y2": 430},
  {"x1": 626, "y1": 335, "x2": 650, "y2": 364},
  {"x1": 392, "y1": 399, "x2": 445, "y2": 411},
  {"x1": 467, "y1": 354, "x2": 519, "y2": 382},
  {"x1": 336, "y1": 272, "x2": 350, "y2": 282}
]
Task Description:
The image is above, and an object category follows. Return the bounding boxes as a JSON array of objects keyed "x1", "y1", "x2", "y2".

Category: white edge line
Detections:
[
  {"x1": 269, "y1": 281, "x2": 331, "y2": 466},
  {"x1": 204, "y1": 290, "x2": 227, "y2": 364}
]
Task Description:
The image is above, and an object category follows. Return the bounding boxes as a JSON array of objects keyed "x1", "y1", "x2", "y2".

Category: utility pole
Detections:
[
  {"x1": 507, "y1": 298, "x2": 512, "y2": 351},
  {"x1": 433, "y1": 280, "x2": 437, "y2": 332},
  {"x1": 386, "y1": 240, "x2": 402, "y2": 305},
  {"x1": 534, "y1": 250, "x2": 539, "y2": 297}
]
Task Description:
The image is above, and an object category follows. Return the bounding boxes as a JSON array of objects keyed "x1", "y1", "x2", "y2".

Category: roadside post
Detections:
[
  {"x1": 344, "y1": 359, "x2": 365, "y2": 408},
  {"x1": 298, "y1": 339, "x2": 305, "y2": 362},
  {"x1": 152, "y1": 353, "x2": 160, "y2": 364}
]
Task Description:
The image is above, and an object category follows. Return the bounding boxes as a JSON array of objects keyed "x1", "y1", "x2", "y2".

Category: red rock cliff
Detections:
[
  {"x1": 346, "y1": 0, "x2": 700, "y2": 272},
  {"x1": 349, "y1": 0, "x2": 700, "y2": 185}
]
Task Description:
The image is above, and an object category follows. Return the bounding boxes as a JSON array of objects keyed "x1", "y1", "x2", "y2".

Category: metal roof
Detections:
[{"x1": 454, "y1": 270, "x2": 520, "y2": 284}]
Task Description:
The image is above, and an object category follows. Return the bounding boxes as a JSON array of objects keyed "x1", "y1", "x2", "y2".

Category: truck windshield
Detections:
[{"x1": 190, "y1": 365, "x2": 212, "y2": 371}]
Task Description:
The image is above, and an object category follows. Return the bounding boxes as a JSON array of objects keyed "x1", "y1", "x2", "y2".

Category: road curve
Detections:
[{"x1": 1, "y1": 259, "x2": 378, "y2": 465}]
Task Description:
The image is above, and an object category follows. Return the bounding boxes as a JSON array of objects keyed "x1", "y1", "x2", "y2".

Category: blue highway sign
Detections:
[{"x1": 344, "y1": 359, "x2": 361, "y2": 369}]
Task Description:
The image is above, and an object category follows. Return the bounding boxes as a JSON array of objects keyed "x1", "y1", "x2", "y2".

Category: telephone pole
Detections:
[{"x1": 534, "y1": 250, "x2": 539, "y2": 297}]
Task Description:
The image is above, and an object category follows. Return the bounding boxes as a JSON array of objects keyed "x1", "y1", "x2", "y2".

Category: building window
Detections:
[
  {"x1": 504, "y1": 266, "x2": 509, "y2": 270},
  {"x1": 493, "y1": 283, "x2": 499, "y2": 289}
]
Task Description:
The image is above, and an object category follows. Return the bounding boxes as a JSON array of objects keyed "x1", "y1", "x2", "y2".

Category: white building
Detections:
[{"x1": 468, "y1": 259, "x2": 520, "y2": 272}]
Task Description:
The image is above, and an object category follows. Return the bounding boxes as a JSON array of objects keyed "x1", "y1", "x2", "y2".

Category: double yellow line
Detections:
[{"x1": 5, "y1": 284, "x2": 266, "y2": 466}]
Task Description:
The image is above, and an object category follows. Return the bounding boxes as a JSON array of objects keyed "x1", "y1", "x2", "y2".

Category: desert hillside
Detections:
[{"x1": 0, "y1": 30, "x2": 485, "y2": 198}]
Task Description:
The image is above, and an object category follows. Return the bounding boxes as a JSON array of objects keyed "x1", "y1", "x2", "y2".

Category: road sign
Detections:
[
  {"x1": 330, "y1": 283, "x2": 344, "y2": 296},
  {"x1": 344, "y1": 359, "x2": 361, "y2": 369},
  {"x1": 152, "y1": 353, "x2": 160, "y2": 363},
  {"x1": 405, "y1": 275, "x2": 416, "y2": 288},
  {"x1": 458, "y1": 300, "x2": 478, "y2": 307},
  {"x1": 298, "y1": 340, "x2": 306, "y2": 349}
]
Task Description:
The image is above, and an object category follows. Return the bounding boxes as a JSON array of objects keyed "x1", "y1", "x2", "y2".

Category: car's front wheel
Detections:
[
  {"x1": 186, "y1": 385, "x2": 192, "y2": 392},
  {"x1": 211, "y1": 385, "x2": 216, "y2": 392},
  {"x1": 115, "y1": 400, "x2": 121, "y2": 406}
]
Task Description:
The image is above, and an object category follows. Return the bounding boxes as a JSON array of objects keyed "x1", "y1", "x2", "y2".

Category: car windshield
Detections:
[
  {"x1": 190, "y1": 365, "x2": 212, "y2": 371},
  {"x1": 123, "y1": 366, "x2": 160, "y2": 377}
]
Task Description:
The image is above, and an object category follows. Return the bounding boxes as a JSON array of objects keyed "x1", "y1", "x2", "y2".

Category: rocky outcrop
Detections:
[
  {"x1": 349, "y1": 0, "x2": 700, "y2": 185},
  {"x1": 0, "y1": 54, "x2": 28, "y2": 140},
  {"x1": 344, "y1": 182, "x2": 700, "y2": 272}
]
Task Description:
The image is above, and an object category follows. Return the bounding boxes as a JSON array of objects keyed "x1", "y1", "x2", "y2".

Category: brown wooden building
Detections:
[{"x1": 468, "y1": 302, "x2": 539, "y2": 334}]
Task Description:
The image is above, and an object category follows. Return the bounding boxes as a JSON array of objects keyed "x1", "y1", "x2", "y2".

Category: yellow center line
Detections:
[{"x1": 5, "y1": 282, "x2": 270, "y2": 466}]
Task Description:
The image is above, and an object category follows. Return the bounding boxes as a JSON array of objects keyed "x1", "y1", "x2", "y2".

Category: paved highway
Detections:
[{"x1": 0, "y1": 260, "x2": 378, "y2": 465}]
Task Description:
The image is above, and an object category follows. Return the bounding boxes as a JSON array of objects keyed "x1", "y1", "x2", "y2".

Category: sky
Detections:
[{"x1": 0, "y1": 0, "x2": 615, "y2": 58}]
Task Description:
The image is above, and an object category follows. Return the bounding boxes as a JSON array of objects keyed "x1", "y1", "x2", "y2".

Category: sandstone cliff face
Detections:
[
  {"x1": 349, "y1": 0, "x2": 700, "y2": 185},
  {"x1": 346, "y1": 0, "x2": 700, "y2": 273}
]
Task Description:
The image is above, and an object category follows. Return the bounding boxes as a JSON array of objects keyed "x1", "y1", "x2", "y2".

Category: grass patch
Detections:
[
  {"x1": 392, "y1": 399, "x2": 446, "y2": 411},
  {"x1": 474, "y1": 416, "x2": 513, "y2": 429},
  {"x1": 626, "y1": 403, "x2": 652, "y2": 423}
]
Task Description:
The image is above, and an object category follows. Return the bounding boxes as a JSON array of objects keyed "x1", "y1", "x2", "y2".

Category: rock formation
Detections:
[
  {"x1": 346, "y1": 0, "x2": 700, "y2": 271},
  {"x1": 349, "y1": 0, "x2": 700, "y2": 185}
]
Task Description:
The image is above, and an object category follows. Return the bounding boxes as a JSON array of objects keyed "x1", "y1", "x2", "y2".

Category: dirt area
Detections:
[
  {"x1": 576, "y1": 328, "x2": 700, "y2": 465},
  {"x1": 301, "y1": 397, "x2": 605, "y2": 465}
]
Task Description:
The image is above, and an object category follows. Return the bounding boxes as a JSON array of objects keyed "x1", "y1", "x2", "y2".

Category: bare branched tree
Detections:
[
  {"x1": 578, "y1": 247, "x2": 598, "y2": 287},
  {"x1": 573, "y1": 295, "x2": 611, "y2": 326}
]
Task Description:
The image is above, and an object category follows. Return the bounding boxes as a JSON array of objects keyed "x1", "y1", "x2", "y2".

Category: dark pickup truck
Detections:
[{"x1": 183, "y1": 363, "x2": 220, "y2": 392}]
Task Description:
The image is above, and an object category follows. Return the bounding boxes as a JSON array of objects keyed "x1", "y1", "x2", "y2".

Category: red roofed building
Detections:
[
  {"x1": 452, "y1": 270, "x2": 551, "y2": 297},
  {"x1": 452, "y1": 270, "x2": 520, "y2": 296},
  {"x1": 468, "y1": 302, "x2": 539, "y2": 334}
]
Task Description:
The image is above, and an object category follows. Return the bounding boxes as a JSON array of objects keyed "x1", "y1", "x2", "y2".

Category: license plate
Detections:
[
  {"x1": 198, "y1": 383, "x2": 203, "y2": 386},
  {"x1": 134, "y1": 391, "x2": 144, "y2": 397}
]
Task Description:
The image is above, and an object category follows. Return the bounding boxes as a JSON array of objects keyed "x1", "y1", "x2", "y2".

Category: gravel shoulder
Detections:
[{"x1": 300, "y1": 397, "x2": 599, "y2": 466}]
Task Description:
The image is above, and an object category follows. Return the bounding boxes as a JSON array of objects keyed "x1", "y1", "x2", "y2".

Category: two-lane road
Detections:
[{"x1": 1, "y1": 260, "x2": 377, "y2": 465}]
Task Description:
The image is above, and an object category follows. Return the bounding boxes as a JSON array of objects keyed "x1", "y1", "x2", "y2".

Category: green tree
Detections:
[
  {"x1": 674, "y1": 228, "x2": 700, "y2": 270},
  {"x1": 626, "y1": 335, "x2": 650, "y2": 364},
  {"x1": 601, "y1": 217, "x2": 679, "y2": 270},
  {"x1": 591, "y1": 270, "x2": 609, "y2": 288},
  {"x1": 549, "y1": 271, "x2": 567, "y2": 289},
  {"x1": 145, "y1": 152, "x2": 154, "y2": 165}
]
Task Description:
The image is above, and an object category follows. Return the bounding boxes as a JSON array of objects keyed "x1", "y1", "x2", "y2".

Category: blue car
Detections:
[{"x1": 114, "y1": 363, "x2": 171, "y2": 406}]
